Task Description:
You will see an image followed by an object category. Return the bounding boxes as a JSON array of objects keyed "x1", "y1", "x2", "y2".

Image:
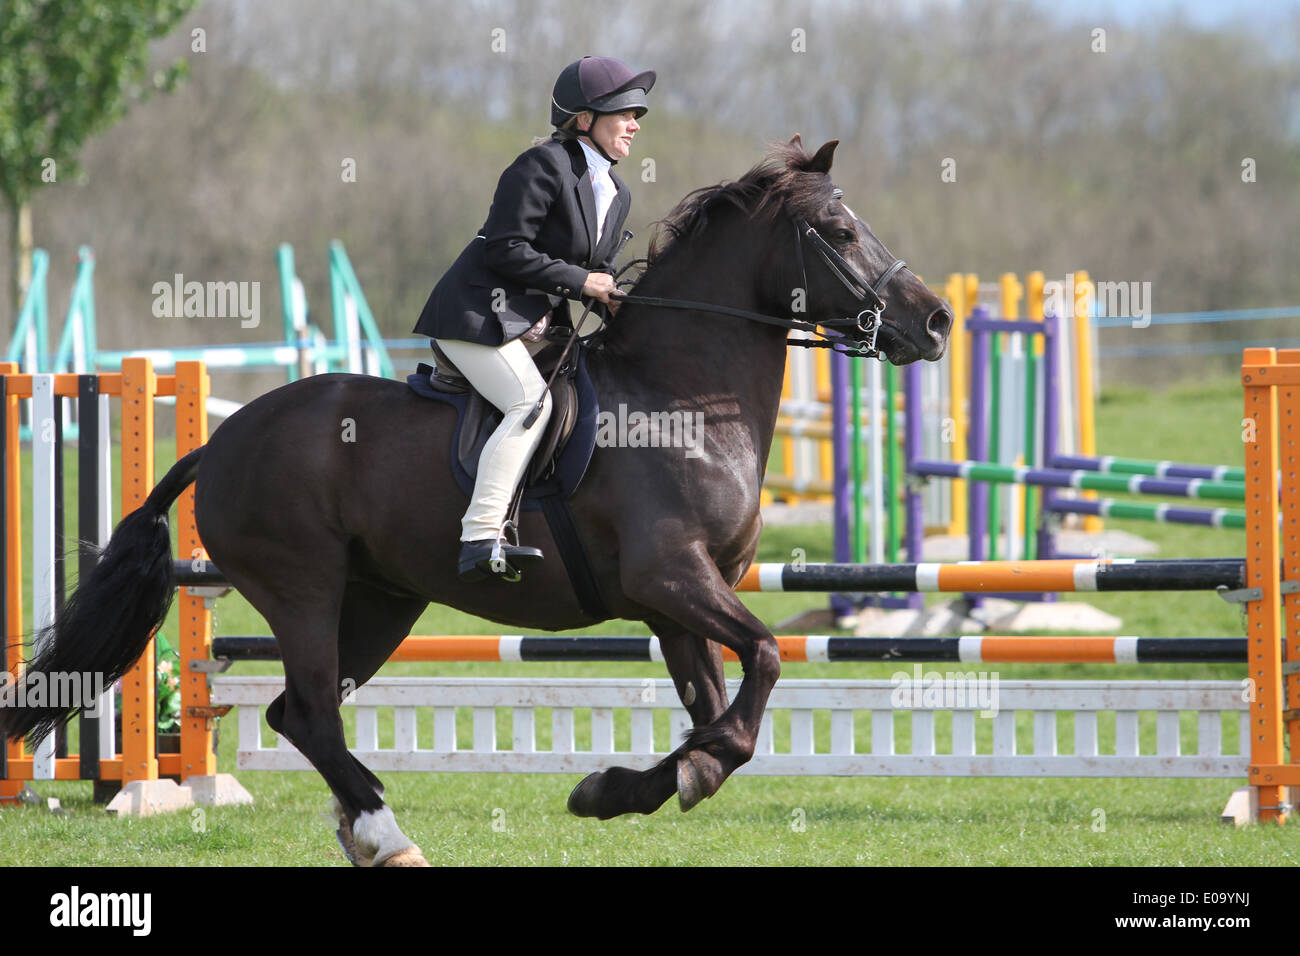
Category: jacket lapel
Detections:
[{"x1": 566, "y1": 141, "x2": 599, "y2": 264}]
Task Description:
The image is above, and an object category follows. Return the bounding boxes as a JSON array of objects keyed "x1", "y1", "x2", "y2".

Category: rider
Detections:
[{"x1": 414, "y1": 56, "x2": 654, "y2": 581}]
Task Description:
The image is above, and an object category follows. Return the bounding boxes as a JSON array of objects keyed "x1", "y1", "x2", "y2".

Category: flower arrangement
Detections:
[
  {"x1": 154, "y1": 633, "x2": 182, "y2": 734},
  {"x1": 115, "y1": 633, "x2": 182, "y2": 734}
]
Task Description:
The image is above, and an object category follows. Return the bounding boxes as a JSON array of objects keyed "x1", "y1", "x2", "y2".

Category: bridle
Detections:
[
  {"x1": 610, "y1": 189, "x2": 907, "y2": 359},
  {"x1": 793, "y1": 208, "x2": 907, "y2": 357}
]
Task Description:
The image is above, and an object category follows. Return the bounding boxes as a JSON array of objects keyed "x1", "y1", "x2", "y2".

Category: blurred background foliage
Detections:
[{"x1": 2, "y1": 0, "x2": 1298, "y2": 400}]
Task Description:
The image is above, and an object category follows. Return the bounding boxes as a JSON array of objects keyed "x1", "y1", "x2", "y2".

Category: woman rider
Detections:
[{"x1": 414, "y1": 56, "x2": 654, "y2": 581}]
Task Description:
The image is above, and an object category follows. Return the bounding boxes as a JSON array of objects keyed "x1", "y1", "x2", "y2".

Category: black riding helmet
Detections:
[{"x1": 551, "y1": 56, "x2": 656, "y2": 128}]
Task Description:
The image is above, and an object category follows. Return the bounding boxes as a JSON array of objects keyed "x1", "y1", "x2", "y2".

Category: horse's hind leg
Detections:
[
  {"x1": 241, "y1": 574, "x2": 425, "y2": 868},
  {"x1": 567, "y1": 618, "x2": 730, "y2": 819},
  {"x1": 326, "y1": 581, "x2": 429, "y2": 865}
]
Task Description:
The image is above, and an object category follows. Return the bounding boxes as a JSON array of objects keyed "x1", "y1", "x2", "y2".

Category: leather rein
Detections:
[{"x1": 608, "y1": 198, "x2": 907, "y2": 360}]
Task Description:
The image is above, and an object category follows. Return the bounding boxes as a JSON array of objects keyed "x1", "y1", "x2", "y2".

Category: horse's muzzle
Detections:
[{"x1": 922, "y1": 306, "x2": 953, "y2": 360}]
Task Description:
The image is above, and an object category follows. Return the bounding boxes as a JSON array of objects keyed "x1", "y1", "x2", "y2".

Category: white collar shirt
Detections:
[{"x1": 577, "y1": 139, "x2": 616, "y2": 246}]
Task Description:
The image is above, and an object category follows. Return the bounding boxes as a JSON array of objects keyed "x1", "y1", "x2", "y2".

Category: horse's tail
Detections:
[{"x1": 0, "y1": 447, "x2": 204, "y2": 746}]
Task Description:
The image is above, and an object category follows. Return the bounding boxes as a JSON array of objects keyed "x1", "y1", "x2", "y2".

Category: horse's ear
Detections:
[
  {"x1": 806, "y1": 140, "x2": 839, "y2": 173},
  {"x1": 789, "y1": 133, "x2": 803, "y2": 149}
]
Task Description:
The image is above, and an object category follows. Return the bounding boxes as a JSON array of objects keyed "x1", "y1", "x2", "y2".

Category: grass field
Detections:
[{"x1": 2, "y1": 373, "x2": 1296, "y2": 866}]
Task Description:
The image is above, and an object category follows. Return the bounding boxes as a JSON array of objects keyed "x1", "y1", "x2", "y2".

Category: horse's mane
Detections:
[{"x1": 643, "y1": 139, "x2": 837, "y2": 270}]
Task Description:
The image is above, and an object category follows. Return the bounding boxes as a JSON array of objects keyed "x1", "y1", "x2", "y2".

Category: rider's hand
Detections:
[{"x1": 582, "y1": 271, "x2": 617, "y2": 304}]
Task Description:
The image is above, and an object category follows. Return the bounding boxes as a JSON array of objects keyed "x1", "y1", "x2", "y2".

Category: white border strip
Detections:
[
  {"x1": 915, "y1": 564, "x2": 943, "y2": 591},
  {"x1": 804, "y1": 636, "x2": 831, "y2": 663},
  {"x1": 1113, "y1": 637, "x2": 1140, "y2": 663},
  {"x1": 758, "y1": 564, "x2": 785, "y2": 592},
  {"x1": 1072, "y1": 562, "x2": 1101, "y2": 591}
]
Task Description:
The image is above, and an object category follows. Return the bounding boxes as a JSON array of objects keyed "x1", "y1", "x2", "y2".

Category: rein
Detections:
[{"x1": 608, "y1": 206, "x2": 906, "y2": 360}]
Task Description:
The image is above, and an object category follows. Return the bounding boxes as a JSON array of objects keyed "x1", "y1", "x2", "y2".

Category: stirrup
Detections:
[{"x1": 457, "y1": 536, "x2": 544, "y2": 583}]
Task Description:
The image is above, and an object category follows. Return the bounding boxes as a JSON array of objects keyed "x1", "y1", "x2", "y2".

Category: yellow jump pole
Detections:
[
  {"x1": 944, "y1": 273, "x2": 969, "y2": 537},
  {"x1": 775, "y1": 351, "x2": 796, "y2": 504},
  {"x1": 1073, "y1": 270, "x2": 1102, "y2": 532},
  {"x1": 1022, "y1": 273, "x2": 1046, "y2": 547},
  {"x1": 1000, "y1": 273, "x2": 1023, "y2": 320},
  {"x1": 815, "y1": 344, "x2": 833, "y2": 492}
]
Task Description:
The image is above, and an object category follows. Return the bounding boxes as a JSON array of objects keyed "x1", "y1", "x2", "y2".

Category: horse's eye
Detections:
[{"x1": 834, "y1": 229, "x2": 856, "y2": 244}]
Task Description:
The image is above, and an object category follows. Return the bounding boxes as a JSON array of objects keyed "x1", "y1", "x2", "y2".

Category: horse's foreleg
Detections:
[
  {"x1": 569, "y1": 555, "x2": 779, "y2": 817},
  {"x1": 661, "y1": 594, "x2": 780, "y2": 811},
  {"x1": 656, "y1": 617, "x2": 730, "y2": 729},
  {"x1": 566, "y1": 617, "x2": 730, "y2": 819}
]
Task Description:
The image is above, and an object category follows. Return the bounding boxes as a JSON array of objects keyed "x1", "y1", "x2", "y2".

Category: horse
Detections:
[{"x1": 1, "y1": 136, "x2": 951, "y2": 866}]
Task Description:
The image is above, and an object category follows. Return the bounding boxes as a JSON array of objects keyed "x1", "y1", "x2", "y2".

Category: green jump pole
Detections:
[
  {"x1": 277, "y1": 244, "x2": 300, "y2": 382},
  {"x1": 918, "y1": 461, "x2": 1247, "y2": 502}
]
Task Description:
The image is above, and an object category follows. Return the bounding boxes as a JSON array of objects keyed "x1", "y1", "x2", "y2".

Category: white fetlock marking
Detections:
[{"x1": 353, "y1": 807, "x2": 415, "y2": 865}]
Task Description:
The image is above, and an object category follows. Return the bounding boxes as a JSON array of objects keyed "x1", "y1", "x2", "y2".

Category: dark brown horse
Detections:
[{"x1": 2, "y1": 137, "x2": 950, "y2": 865}]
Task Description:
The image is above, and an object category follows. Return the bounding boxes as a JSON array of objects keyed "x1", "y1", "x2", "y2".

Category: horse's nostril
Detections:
[{"x1": 927, "y1": 308, "x2": 953, "y2": 341}]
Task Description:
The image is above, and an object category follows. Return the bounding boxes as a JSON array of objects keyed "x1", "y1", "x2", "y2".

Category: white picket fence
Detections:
[{"x1": 210, "y1": 677, "x2": 1251, "y2": 778}]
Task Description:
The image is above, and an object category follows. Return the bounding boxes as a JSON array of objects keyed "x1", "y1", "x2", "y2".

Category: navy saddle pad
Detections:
[{"x1": 404, "y1": 349, "x2": 599, "y2": 511}]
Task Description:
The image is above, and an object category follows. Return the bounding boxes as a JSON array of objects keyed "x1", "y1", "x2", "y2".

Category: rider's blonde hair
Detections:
[{"x1": 533, "y1": 111, "x2": 594, "y2": 147}]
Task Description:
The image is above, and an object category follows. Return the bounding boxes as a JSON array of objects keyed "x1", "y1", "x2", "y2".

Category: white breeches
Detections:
[{"x1": 434, "y1": 336, "x2": 553, "y2": 542}]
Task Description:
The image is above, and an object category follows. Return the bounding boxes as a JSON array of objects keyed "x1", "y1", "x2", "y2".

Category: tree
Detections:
[{"x1": 0, "y1": 0, "x2": 195, "y2": 319}]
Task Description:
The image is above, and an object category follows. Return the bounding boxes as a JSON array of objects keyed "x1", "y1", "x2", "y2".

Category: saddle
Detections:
[
  {"x1": 404, "y1": 329, "x2": 599, "y2": 510},
  {"x1": 405, "y1": 332, "x2": 608, "y2": 616}
]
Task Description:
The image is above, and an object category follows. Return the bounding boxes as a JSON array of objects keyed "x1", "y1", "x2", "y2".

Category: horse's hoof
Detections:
[
  {"x1": 337, "y1": 824, "x2": 372, "y2": 867},
  {"x1": 677, "y1": 755, "x2": 705, "y2": 812},
  {"x1": 676, "y1": 752, "x2": 721, "y2": 812},
  {"x1": 377, "y1": 845, "x2": 430, "y2": 867},
  {"x1": 567, "y1": 772, "x2": 604, "y2": 817},
  {"x1": 332, "y1": 800, "x2": 374, "y2": 867}
]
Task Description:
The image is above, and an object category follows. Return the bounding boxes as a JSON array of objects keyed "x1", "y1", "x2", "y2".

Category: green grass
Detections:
[
  {"x1": 4, "y1": 772, "x2": 1296, "y2": 866},
  {"x1": 2, "y1": 374, "x2": 1296, "y2": 866}
]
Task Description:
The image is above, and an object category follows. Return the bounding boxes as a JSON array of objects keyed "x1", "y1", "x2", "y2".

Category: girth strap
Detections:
[{"x1": 537, "y1": 491, "x2": 609, "y2": 620}]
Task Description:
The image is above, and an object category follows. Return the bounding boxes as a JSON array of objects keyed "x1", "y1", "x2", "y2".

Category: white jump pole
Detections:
[
  {"x1": 95, "y1": 389, "x2": 116, "y2": 760},
  {"x1": 31, "y1": 376, "x2": 56, "y2": 779}
]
